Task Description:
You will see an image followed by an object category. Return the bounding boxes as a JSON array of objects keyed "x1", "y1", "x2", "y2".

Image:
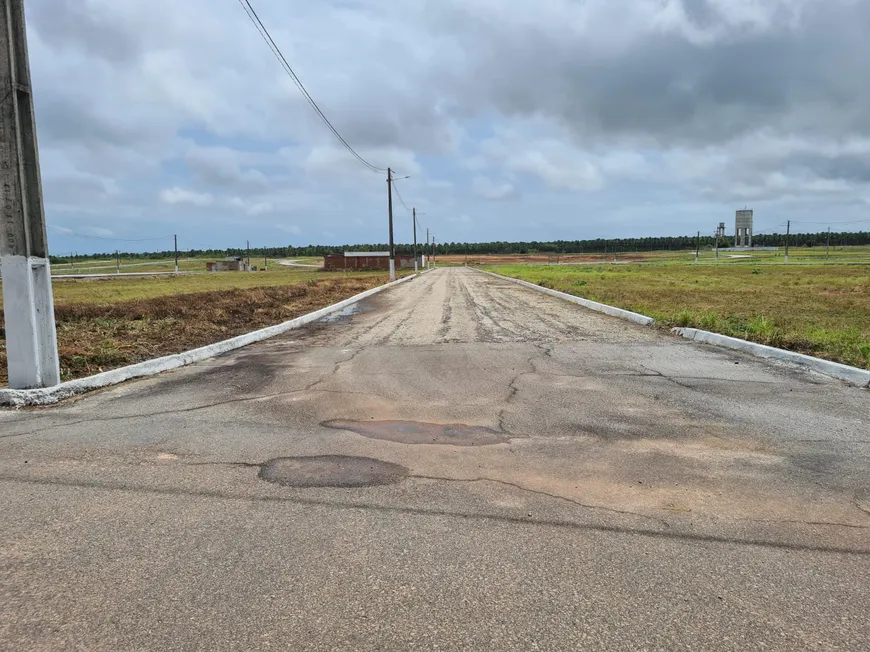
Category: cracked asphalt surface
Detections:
[{"x1": 2, "y1": 267, "x2": 869, "y2": 651}]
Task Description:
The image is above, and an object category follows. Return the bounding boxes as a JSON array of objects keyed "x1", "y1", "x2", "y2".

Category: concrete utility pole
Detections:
[
  {"x1": 174, "y1": 234, "x2": 178, "y2": 275},
  {"x1": 116, "y1": 250, "x2": 120, "y2": 275},
  {"x1": 432, "y1": 237, "x2": 436, "y2": 269},
  {"x1": 387, "y1": 167, "x2": 396, "y2": 281},
  {"x1": 695, "y1": 230, "x2": 700, "y2": 263},
  {"x1": 0, "y1": 0, "x2": 60, "y2": 388},
  {"x1": 826, "y1": 227, "x2": 830, "y2": 261},
  {"x1": 784, "y1": 220, "x2": 790, "y2": 264},
  {"x1": 246, "y1": 240, "x2": 250, "y2": 270},
  {"x1": 412, "y1": 207, "x2": 418, "y2": 273},
  {"x1": 426, "y1": 228, "x2": 430, "y2": 269}
]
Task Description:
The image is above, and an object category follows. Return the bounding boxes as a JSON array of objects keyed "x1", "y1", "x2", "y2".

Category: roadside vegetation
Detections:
[
  {"x1": 485, "y1": 261, "x2": 870, "y2": 370},
  {"x1": 0, "y1": 268, "x2": 397, "y2": 386}
]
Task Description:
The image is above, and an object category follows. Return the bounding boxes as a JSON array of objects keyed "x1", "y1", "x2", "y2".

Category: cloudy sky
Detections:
[{"x1": 26, "y1": 0, "x2": 870, "y2": 253}]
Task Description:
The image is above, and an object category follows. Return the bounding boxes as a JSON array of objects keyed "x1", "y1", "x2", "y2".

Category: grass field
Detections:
[
  {"x1": 444, "y1": 244, "x2": 870, "y2": 267},
  {"x1": 484, "y1": 261, "x2": 870, "y2": 370},
  {"x1": 0, "y1": 265, "x2": 402, "y2": 386}
]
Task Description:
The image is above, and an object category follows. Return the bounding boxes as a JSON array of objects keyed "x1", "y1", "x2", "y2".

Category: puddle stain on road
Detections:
[
  {"x1": 322, "y1": 419, "x2": 510, "y2": 446},
  {"x1": 259, "y1": 455, "x2": 409, "y2": 488}
]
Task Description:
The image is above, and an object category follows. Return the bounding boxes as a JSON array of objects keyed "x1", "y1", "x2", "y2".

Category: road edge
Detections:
[
  {"x1": 476, "y1": 267, "x2": 869, "y2": 388},
  {"x1": 474, "y1": 268, "x2": 655, "y2": 326},
  {"x1": 673, "y1": 327, "x2": 870, "y2": 388},
  {"x1": 0, "y1": 273, "x2": 419, "y2": 408}
]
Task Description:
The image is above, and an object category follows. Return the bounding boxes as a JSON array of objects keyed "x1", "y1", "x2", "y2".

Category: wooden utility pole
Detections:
[
  {"x1": 0, "y1": 0, "x2": 60, "y2": 388},
  {"x1": 387, "y1": 168, "x2": 395, "y2": 280},
  {"x1": 784, "y1": 220, "x2": 790, "y2": 264},
  {"x1": 412, "y1": 207, "x2": 418, "y2": 273}
]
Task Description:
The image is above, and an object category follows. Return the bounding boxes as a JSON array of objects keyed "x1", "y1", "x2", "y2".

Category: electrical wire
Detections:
[
  {"x1": 47, "y1": 226, "x2": 173, "y2": 242},
  {"x1": 788, "y1": 219, "x2": 870, "y2": 226},
  {"x1": 236, "y1": 0, "x2": 386, "y2": 174},
  {"x1": 391, "y1": 180, "x2": 413, "y2": 213}
]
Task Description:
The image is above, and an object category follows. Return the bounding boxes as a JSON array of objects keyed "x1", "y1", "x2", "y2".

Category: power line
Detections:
[
  {"x1": 391, "y1": 180, "x2": 413, "y2": 213},
  {"x1": 47, "y1": 226, "x2": 173, "y2": 242},
  {"x1": 235, "y1": 0, "x2": 386, "y2": 174},
  {"x1": 789, "y1": 219, "x2": 870, "y2": 226}
]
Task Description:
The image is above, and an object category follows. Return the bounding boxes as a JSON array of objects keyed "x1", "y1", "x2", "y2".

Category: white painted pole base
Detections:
[
  {"x1": 784, "y1": 255, "x2": 789, "y2": 264},
  {"x1": 389, "y1": 258, "x2": 396, "y2": 281},
  {"x1": 1, "y1": 255, "x2": 61, "y2": 388},
  {"x1": 414, "y1": 261, "x2": 418, "y2": 273}
]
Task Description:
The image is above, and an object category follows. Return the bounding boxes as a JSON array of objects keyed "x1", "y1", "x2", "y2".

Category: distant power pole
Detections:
[
  {"x1": 0, "y1": 0, "x2": 60, "y2": 388},
  {"x1": 264, "y1": 252, "x2": 268, "y2": 271},
  {"x1": 246, "y1": 240, "x2": 250, "y2": 270},
  {"x1": 784, "y1": 220, "x2": 790, "y2": 264},
  {"x1": 426, "y1": 228, "x2": 430, "y2": 269},
  {"x1": 432, "y1": 237, "x2": 436, "y2": 268},
  {"x1": 695, "y1": 231, "x2": 700, "y2": 263},
  {"x1": 412, "y1": 207, "x2": 418, "y2": 273},
  {"x1": 826, "y1": 227, "x2": 830, "y2": 261},
  {"x1": 116, "y1": 250, "x2": 120, "y2": 275},
  {"x1": 386, "y1": 168, "x2": 396, "y2": 281},
  {"x1": 174, "y1": 234, "x2": 178, "y2": 274}
]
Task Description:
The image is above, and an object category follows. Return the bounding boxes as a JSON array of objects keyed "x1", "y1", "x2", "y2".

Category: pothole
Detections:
[
  {"x1": 323, "y1": 420, "x2": 509, "y2": 446},
  {"x1": 259, "y1": 455, "x2": 409, "y2": 488}
]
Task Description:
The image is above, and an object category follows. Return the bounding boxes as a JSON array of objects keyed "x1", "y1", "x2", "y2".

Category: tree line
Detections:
[{"x1": 48, "y1": 230, "x2": 870, "y2": 263}]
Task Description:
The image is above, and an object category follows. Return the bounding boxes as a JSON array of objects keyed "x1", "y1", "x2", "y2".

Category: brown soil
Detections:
[{"x1": 0, "y1": 276, "x2": 387, "y2": 387}]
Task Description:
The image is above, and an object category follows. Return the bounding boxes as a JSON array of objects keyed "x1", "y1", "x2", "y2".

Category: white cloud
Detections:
[
  {"x1": 159, "y1": 187, "x2": 213, "y2": 207},
  {"x1": 472, "y1": 176, "x2": 517, "y2": 201},
  {"x1": 26, "y1": 0, "x2": 870, "y2": 251}
]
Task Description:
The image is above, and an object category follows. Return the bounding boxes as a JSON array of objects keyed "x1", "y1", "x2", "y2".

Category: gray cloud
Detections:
[{"x1": 20, "y1": 0, "x2": 870, "y2": 250}]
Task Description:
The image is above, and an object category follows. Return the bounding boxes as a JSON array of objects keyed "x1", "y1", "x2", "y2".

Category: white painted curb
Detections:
[
  {"x1": 475, "y1": 268, "x2": 655, "y2": 326},
  {"x1": 477, "y1": 267, "x2": 870, "y2": 387},
  {"x1": 673, "y1": 328, "x2": 870, "y2": 388},
  {"x1": 0, "y1": 274, "x2": 417, "y2": 408}
]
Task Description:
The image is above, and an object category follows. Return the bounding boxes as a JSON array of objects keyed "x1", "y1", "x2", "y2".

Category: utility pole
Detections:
[
  {"x1": 426, "y1": 228, "x2": 430, "y2": 269},
  {"x1": 826, "y1": 227, "x2": 830, "y2": 260},
  {"x1": 412, "y1": 207, "x2": 418, "y2": 273},
  {"x1": 432, "y1": 237, "x2": 436, "y2": 269},
  {"x1": 784, "y1": 220, "x2": 790, "y2": 264},
  {"x1": 246, "y1": 240, "x2": 250, "y2": 271},
  {"x1": 0, "y1": 0, "x2": 60, "y2": 388},
  {"x1": 264, "y1": 252, "x2": 268, "y2": 271},
  {"x1": 715, "y1": 230, "x2": 720, "y2": 261},
  {"x1": 695, "y1": 230, "x2": 700, "y2": 263},
  {"x1": 387, "y1": 168, "x2": 396, "y2": 281},
  {"x1": 116, "y1": 250, "x2": 120, "y2": 275},
  {"x1": 174, "y1": 234, "x2": 178, "y2": 274}
]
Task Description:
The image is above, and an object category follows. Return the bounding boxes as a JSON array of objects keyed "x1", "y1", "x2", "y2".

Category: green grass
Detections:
[
  {"x1": 485, "y1": 262, "x2": 870, "y2": 369},
  {"x1": 2, "y1": 265, "x2": 402, "y2": 306}
]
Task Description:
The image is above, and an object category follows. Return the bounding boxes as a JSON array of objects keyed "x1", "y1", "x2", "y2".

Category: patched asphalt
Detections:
[{"x1": 1, "y1": 267, "x2": 869, "y2": 651}]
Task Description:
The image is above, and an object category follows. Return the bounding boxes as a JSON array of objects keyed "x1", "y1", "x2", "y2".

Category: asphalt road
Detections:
[{"x1": 2, "y1": 267, "x2": 869, "y2": 651}]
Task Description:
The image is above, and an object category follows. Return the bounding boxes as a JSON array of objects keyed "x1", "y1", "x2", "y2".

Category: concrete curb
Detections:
[
  {"x1": 475, "y1": 268, "x2": 656, "y2": 326},
  {"x1": 476, "y1": 267, "x2": 869, "y2": 387},
  {"x1": 673, "y1": 328, "x2": 870, "y2": 388},
  {"x1": 0, "y1": 274, "x2": 417, "y2": 408}
]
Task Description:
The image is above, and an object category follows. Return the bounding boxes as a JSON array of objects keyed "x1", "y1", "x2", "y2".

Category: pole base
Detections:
[{"x1": 1, "y1": 255, "x2": 61, "y2": 388}]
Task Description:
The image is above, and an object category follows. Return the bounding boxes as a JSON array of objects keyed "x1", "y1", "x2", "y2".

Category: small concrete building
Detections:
[
  {"x1": 735, "y1": 210, "x2": 753, "y2": 247},
  {"x1": 206, "y1": 258, "x2": 251, "y2": 272},
  {"x1": 323, "y1": 252, "x2": 419, "y2": 271}
]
